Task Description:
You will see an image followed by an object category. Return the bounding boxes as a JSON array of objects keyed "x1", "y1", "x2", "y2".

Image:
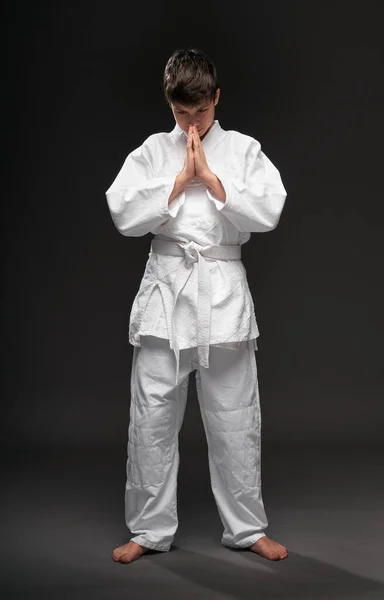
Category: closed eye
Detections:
[{"x1": 176, "y1": 108, "x2": 208, "y2": 114}]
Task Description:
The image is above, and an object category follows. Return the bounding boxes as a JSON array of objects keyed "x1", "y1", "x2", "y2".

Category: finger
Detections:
[
  {"x1": 193, "y1": 127, "x2": 201, "y2": 147},
  {"x1": 191, "y1": 126, "x2": 199, "y2": 147},
  {"x1": 188, "y1": 128, "x2": 194, "y2": 148},
  {"x1": 191, "y1": 128, "x2": 197, "y2": 150}
]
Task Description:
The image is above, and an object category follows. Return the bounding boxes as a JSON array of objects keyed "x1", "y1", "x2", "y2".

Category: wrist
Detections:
[
  {"x1": 199, "y1": 169, "x2": 214, "y2": 186},
  {"x1": 177, "y1": 171, "x2": 192, "y2": 186}
]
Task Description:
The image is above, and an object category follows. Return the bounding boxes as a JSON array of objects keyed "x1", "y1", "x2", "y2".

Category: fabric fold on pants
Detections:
[{"x1": 125, "y1": 335, "x2": 268, "y2": 552}]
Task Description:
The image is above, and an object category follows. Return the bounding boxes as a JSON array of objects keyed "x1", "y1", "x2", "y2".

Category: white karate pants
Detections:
[{"x1": 125, "y1": 335, "x2": 268, "y2": 552}]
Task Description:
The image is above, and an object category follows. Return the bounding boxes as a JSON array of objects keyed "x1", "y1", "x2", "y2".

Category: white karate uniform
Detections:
[{"x1": 105, "y1": 119, "x2": 287, "y2": 551}]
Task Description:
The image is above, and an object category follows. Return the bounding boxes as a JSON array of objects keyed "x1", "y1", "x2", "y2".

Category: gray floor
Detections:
[{"x1": 1, "y1": 441, "x2": 383, "y2": 600}]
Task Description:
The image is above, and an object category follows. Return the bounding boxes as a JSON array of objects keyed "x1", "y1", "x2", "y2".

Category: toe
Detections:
[
  {"x1": 112, "y1": 545, "x2": 130, "y2": 562},
  {"x1": 119, "y1": 553, "x2": 133, "y2": 564}
]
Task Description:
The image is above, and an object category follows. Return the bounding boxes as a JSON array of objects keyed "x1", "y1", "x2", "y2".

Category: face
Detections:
[{"x1": 169, "y1": 89, "x2": 220, "y2": 140}]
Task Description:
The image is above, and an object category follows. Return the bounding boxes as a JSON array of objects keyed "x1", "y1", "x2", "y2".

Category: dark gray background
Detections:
[
  {"x1": 3, "y1": 0, "x2": 384, "y2": 447},
  {"x1": 3, "y1": 3, "x2": 384, "y2": 599}
]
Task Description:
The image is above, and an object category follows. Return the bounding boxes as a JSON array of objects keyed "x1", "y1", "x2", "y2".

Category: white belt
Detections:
[{"x1": 150, "y1": 237, "x2": 241, "y2": 384}]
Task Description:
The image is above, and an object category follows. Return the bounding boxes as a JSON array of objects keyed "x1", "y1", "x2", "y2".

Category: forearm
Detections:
[
  {"x1": 200, "y1": 170, "x2": 226, "y2": 203},
  {"x1": 168, "y1": 173, "x2": 189, "y2": 204}
]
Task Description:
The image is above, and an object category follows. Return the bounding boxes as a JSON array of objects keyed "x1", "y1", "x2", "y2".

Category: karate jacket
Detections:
[{"x1": 105, "y1": 119, "x2": 287, "y2": 358}]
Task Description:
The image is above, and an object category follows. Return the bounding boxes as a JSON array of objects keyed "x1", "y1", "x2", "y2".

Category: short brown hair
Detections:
[{"x1": 163, "y1": 48, "x2": 218, "y2": 107}]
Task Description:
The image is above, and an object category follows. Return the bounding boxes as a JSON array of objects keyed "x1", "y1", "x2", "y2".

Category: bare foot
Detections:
[
  {"x1": 249, "y1": 536, "x2": 288, "y2": 561},
  {"x1": 112, "y1": 541, "x2": 150, "y2": 564}
]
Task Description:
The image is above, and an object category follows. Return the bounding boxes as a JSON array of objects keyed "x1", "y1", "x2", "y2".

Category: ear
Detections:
[{"x1": 214, "y1": 88, "x2": 220, "y2": 105}]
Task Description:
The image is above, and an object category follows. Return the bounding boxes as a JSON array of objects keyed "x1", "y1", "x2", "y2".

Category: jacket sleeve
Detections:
[
  {"x1": 105, "y1": 141, "x2": 185, "y2": 237},
  {"x1": 206, "y1": 138, "x2": 287, "y2": 233}
]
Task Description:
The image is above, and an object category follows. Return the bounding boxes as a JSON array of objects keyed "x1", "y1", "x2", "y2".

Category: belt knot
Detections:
[{"x1": 179, "y1": 240, "x2": 201, "y2": 268}]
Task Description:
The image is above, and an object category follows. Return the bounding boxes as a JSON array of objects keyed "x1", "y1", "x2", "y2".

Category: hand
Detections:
[
  {"x1": 191, "y1": 125, "x2": 211, "y2": 180},
  {"x1": 192, "y1": 125, "x2": 226, "y2": 202},
  {"x1": 179, "y1": 125, "x2": 196, "y2": 183}
]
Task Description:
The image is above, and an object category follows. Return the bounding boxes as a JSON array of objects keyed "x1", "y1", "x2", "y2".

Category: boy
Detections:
[{"x1": 106, "y1": 48, "x2": 288, "y2": 563}]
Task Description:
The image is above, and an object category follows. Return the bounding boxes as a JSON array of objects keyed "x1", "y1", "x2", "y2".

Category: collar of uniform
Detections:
[{"x1": 171, "y1": 119, "x2": 220, "y2": 142}]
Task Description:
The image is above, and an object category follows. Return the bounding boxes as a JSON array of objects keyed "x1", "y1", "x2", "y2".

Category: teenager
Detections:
[{"x1": 106, "y1": 48, "x2": 288, "y2": 563}]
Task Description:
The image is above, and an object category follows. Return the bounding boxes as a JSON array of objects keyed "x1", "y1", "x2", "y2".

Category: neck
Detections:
[{"x1": 200, "y1": 120, "x2": 215, "y2": 141}]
